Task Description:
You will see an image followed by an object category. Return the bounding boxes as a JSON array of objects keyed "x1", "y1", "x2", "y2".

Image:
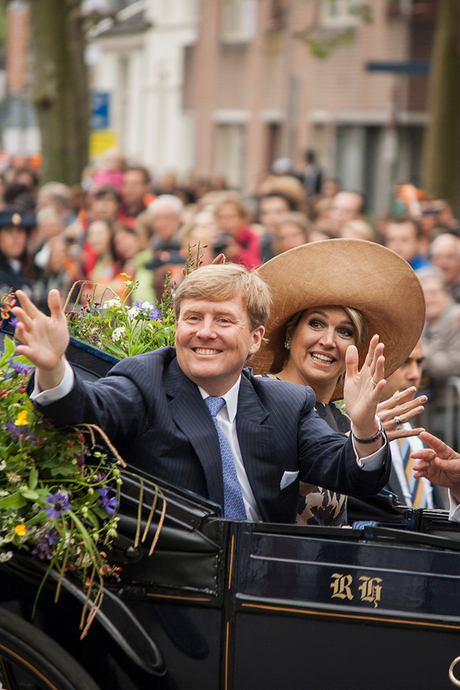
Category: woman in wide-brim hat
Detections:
[{"x1": 251, "y1": 239, "x2": 426, "y2": 525}]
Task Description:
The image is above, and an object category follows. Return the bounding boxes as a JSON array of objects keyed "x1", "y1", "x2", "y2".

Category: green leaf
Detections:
[
  {"x1": 29, "y1": 465, "x2": 38, "y2": 491},
  {"x1": 50, "y1": 463, "x2": 76, "y2": 477},
  {"x1": 20, "y1": 489, "x2": 40, "y2": 501},
  {"x1": 0, "y1": 492, "x2": 27, "y2": 509}
]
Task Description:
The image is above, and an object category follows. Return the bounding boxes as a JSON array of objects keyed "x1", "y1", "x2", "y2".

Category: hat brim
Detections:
[{"x1": 250, "y1": 239, "x2": 426, "y2": 400}]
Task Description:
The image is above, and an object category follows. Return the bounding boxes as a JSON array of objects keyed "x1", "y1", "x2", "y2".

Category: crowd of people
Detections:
[{"x1": 2, "y1": 147, "x2": 460, "y2": 522}]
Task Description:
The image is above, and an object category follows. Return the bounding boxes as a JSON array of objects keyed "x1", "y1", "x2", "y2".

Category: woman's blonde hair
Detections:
[{"x1": 174, "y1": 263, "x2": 271, "y2": 331}]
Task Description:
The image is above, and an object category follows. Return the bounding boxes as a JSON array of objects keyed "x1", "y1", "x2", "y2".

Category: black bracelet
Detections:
[{"x1": 351, "y1": 417, "x2": 383, "y2": 444}]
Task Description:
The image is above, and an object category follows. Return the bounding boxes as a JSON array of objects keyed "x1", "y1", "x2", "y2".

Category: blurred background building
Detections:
[{"x1": 0, "y1": 0, "x2": 439, "y2": 215}]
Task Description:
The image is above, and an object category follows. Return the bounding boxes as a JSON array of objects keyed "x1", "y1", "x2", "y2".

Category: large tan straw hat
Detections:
[{"x1": 250, "y1": 239, "x2": 425, "y2": 398}]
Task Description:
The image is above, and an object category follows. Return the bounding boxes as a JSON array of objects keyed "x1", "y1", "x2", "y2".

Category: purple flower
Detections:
[
  {"x1": 8, "y1": 359, "x2": 32, "y2": 375},
  {"x1": 6, "y1": 420, "x2": 36, "y2": 444},
  {"x1": 32, "y1": 529, "x2": 58, "y2": 559},
  {"x1": 99, "y1": 487, "x2": 118, "y2": 515},
  {"x1": 45, "y1": 493, "x2": 71, "y2": 519},
  {"x1": 10, "y1": 316, "x2": 18, "y2": 327},
  {"x1": 135, "y1": 301, "x2": 161, "y2": 321}
]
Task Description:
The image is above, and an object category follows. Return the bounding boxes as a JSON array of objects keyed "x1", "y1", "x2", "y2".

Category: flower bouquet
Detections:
[{"x1": 0, "y1": 332, "x2": 128, "y2": 632}]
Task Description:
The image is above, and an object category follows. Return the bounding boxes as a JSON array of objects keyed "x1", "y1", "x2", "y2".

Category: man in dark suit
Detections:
[
  {"x1": 379, "y1": 341, "x2": 446, "y2": 509},
  {"x1": 14, "y1": 264, "x2": 390, "y2": 524}
]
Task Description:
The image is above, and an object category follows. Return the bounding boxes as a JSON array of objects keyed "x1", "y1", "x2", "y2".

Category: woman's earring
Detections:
[{"x1": 284, "y1": 339, "x2": 292, "y2": 351}]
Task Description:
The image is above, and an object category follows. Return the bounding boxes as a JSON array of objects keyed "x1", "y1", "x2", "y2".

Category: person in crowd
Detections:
[
  {"x1": 379, "y1": 340, "x2": 445, "y2": 508},
  {"x1": 258, "y1": 192, "x2": 297, "y2": 262},
  {"x1": 131, "y1": 212, "x2": 156, "y2": 303},
  {"x1": 329, "y1": 191, "x2": 365, "y2": 236},
  {"x1": 3, "y1": 182, "x2": 36, "y2": 212},
  {"x1": 340, "y1": 219, "x2": 376, "y2": 242},
  {"x1": 418, "y1": 268, "x2": 460, "y2": 444},
  {"x1": 251, "y1": 240, "x2": 426, "y2": 525},
  {"x1": 302, "y1": 149, "x2": 322, "y2": 198},
  {"x1": 90, "y1": 185, "x2": 122, "y2": 224},
  {"x1": 42, "y1": 235, "x2": 80, "y2": 308},
  {"x1": 91, "y1": 148, "x2": 126, "y2": 194},
  {"x1": 429, "y1": 233, "x2": 460, "y2": 303},
  {"x1": 111, "y1": 220, "x2": 147, "y2": 298},
  {"x1": 0, "y1": 207, "x2": 37, "y2": 301},
  {"x1": 384, "y1": 216, "x2": 431, "y2": 270},
  {"x1": 321, "y1": 179, "x2": 341, "y2": 199},
  {"x1": 148, "y1": 195, "x2": 183, "y2": 252},
  {"x1": 14, "y1": 262, "x2": 391, "y2": 524},
  {"x1": 37, "y1": 182, "x2": 75, "y2": 227},
  {"x1": 412, "y1": 433, "x2": 460, "y2": 522},
  {"x1": 32, "y1": 207, "x2": 66, "y2": 271},
  {"x1": 13, "y1": 167, "x2": 39, "y2": 198},
  {"x1": 214, "y1": 197, "x2": 261, "y2": 269},
  {"x1": 85, "y1": 219, "x2": 117, "y2": 286},
  {"x1": 272, "y1": 212, "x2": 309, "y2": 255},
  {"x1": 122, "y1": 166, "x2": 152, "y2": 218},
  {"x1": 147, "y1": 194, "x2": 185, "y2": 299}
]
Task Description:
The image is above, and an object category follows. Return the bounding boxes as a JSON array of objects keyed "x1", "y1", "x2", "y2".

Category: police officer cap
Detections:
[{"x1": 0, "y1": 206, "x2": 36, "y2": 230}]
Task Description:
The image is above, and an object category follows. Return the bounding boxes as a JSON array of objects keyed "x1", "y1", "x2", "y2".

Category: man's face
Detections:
[
  {"x1": 431, "y1": 236, "x2": 460, "y2": 285},
  {"x1": 385, "y1": 222, "x2": 419, "y2": 263},
  {"x1": 175, "y1": 294, "x2": 264, "y2": 396},
  {"x1": 330, "y1": 192, "x2": 363, "y2": 233},
  {"x1": 259, "y1": 197, "x2": 290, "y2": 235},
  {"x1": 382, "y1": 341, "x2": 424, "y2": 400},
  {"x1": 122, "y1": 171, "x2": 147, "y2": 207},
  {"x1": 152, "y1": 206, "x2": 181, "y2": 241},
  {"x1": 422, "y1": 277, "x2": 450, "y2": 324}
]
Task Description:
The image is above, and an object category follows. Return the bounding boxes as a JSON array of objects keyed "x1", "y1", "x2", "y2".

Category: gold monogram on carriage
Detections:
[{"x1": 330, "y1": 573, "x2": 383, "y2": 608}]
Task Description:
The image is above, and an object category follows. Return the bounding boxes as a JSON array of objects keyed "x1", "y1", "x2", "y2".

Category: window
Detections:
[
  {"x1": 214, "y1": 124, "x2": 246, "y2": 190},
  {"x1": 320, "y1": 0, "x2": 361, "y2": 28},
  {"x1": 221, "y1": 0, "x2": 257, "y2": 42}
]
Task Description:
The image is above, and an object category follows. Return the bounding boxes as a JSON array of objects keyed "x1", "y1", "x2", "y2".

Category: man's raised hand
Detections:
[{"x1": 13, "y1": 289, "x2": 70, "y2": 390}]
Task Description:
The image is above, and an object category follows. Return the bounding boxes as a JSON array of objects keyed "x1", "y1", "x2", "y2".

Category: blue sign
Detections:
[
  {"x1": 365, "y1": 61, "x2": 430, "y2": 74},
  {"x1": 91, "y1": 91, "x2": 110, "y2": 129}
]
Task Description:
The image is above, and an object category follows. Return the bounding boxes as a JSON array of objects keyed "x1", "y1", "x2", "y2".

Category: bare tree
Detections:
[
  {"x1": 421, "y1": 0, "x2": 460, "y2": 212},
  {"x1": 29, "y1": 0, "x2": 89, "y2": 185}
]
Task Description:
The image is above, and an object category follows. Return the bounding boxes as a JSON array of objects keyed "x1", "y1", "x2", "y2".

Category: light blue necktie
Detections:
[
  {"x1": 399, "y1": 437, "x2": 428, "y2": 508},
  {"x1": 205, "y1": 396, "x2": 247, "y2": 520}
]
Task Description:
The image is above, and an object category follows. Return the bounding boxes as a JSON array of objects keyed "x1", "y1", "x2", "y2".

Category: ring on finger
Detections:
[
  {"x1": 394, "y1": 415, "x2": 402, "y2": 426},
  {"x1": 371, "y1": 379, "x2": 378, "y2": 387}
]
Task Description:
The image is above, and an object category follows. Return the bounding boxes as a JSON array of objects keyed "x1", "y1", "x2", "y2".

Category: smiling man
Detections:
[{"x1": 14, "y1": 264, "x2": 390, "y2": 523}]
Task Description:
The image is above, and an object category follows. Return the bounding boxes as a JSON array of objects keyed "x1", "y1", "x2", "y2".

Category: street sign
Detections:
[
  {"x1": 91, "y1": 91, "x2": 110, "y2": 129},
  {"x1": 365, "y1": 61, "x2": 430, "y2": 74}
]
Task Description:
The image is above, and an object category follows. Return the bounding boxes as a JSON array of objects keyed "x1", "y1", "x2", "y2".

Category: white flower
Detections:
[
  {"x1": 128, "y1": 306, "x2": 141, "y2": 318},
  {"x1": 141, "y1": 301, "x2": 155, "y2": 310},
  {"x1": 112, "y1": 326, "x2": 126, "y2": 341},
  {"x1": 0, "y1": 551, "x2": 13, "y2": 562},
  {"x1": 105, "y1": 298, "x2": 121, "y2": 308}
]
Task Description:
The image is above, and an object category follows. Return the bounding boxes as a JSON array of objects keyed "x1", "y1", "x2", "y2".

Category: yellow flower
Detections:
[
  {"x1": 14, "y1": 524, "x2": 26, "y2": 536},
  {"x1": 14, "y1": 410, "x2": 28, "y2": 426}
]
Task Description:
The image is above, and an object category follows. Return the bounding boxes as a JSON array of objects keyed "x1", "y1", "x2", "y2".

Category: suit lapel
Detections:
[
  {"x1": 165, "y1": 358, "x2": 224, "y2": 506},
  {"x1": 236, "y1": 375, "x2": 278, "y2": 521}
]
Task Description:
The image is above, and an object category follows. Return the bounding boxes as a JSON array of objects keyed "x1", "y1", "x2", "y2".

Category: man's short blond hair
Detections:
[{"x1": 174, "y1": 264, "x2": 271, "y2": 331}]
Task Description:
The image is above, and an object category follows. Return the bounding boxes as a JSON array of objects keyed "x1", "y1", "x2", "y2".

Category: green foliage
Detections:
[
  {"x1": 0, "y1": 338, "x2": 124, "y2": 628},
  {"x1": 67, "y1": 276, "x2": 176, "y2": 359}
]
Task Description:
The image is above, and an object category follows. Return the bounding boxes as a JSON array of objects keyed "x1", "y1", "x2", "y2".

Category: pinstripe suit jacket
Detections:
[{"x1": 33, "y1": 347, "x2": 390, "y2": 524}]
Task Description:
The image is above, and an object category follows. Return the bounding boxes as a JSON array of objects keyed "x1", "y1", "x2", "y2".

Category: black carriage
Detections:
[{"x1": 1, "y1": 336, "x2": 460, "y2": 690}]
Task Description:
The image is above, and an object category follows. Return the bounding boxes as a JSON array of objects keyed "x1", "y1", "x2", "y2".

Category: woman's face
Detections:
[
  {"x1": 276, "y1": 223, "x2": 306, "y2": 253},
  {"x1": 87, "y1": 221, "x2": 111, "y2": 257},
  {"x1": 114, "y1": 229, "x2": 140, "y2": 260},
  {"x1": 287, "y1": 306, "x2": 356, "y2": 388},
  {"x1": 0, "y1": 226, "x2": 27, "y2": 259}
]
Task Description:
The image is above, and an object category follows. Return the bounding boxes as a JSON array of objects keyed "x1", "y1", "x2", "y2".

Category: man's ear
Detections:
[{"x1": 248, "y1": 325, "x2": 265, "y2": 355}]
